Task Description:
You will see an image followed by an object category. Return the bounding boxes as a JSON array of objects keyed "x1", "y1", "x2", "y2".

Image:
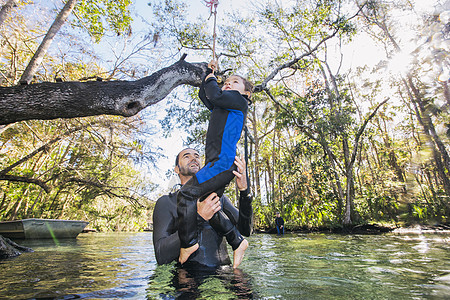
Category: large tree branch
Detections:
[
  {"x1": 0, "y1": 175, "x2": 50, "y2": 192},
  {"x1": 0, "y1": 57, "x2": 207, "y2": 125}
]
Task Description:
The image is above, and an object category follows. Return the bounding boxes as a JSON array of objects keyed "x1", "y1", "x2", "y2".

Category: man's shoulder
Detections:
[{"x1": 155, "y1": 192, "x2": 177, "y2": 208}]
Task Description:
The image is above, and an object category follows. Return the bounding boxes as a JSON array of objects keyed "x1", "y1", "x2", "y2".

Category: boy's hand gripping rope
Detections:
[{"x1": 203, "y1": 0, "x2": 219, "y2": 61}]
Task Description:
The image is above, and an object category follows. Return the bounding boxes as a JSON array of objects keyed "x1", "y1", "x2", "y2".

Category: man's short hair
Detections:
[{"x1": 175, "y1": 148, "x2": 197, "y2": 167}]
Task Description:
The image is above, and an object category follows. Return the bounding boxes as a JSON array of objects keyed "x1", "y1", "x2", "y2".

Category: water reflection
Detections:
[
  {"x1": 147, "y1": 262, "x2": 254, "y2": 299},
  {"x1": 242, "y1": 233, "x2": 450, "y2": 299},
  {"x1": 0, "y1": 232, "x2": 448, "y2": 299},
  {"x1": 0, "y1": 233, "x2": 155, "y2": 299}
]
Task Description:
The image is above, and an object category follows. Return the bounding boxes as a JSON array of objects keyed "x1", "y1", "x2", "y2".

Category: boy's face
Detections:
[{"x1": 222, "y1": 75, "x2": 250, "y2": 97}]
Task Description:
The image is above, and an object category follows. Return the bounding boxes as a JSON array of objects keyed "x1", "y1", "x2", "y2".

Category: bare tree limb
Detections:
[
  {"x1": 63, "y1": 177, "x2": 146, "y2": 208},
  {"x1": 254, "y1": 30, "x2": 339, "y2": 93},
  {"x1": 0, "y1": 175, "x2": 50, "y2": 192},
  {"x1": 0, "y1": 58, "x2": 207, "y2": 125}
]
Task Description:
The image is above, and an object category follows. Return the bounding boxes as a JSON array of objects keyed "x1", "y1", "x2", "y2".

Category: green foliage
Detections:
[
  {"x1": 1, "y1": 0, "x2": 449, "y2": 232},
  {"x1": 73, "y1": 0, "x2": 133, "y2": 43},
  {"x1": 0, "y1": 117, "x2": 156, "y2": 230},
  {"x1": 159, "y1": 87, "x2": 209, "y2": 148}
]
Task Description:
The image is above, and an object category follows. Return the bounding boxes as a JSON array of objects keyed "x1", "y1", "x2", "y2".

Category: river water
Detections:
[{"x1": 0, "y1": 232, "x2": 448, "y2": 299}]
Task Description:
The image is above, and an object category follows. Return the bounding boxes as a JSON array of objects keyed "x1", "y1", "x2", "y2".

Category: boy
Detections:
[{"x1": 177, "y1": 60, "x2": 252, "y2": 268}]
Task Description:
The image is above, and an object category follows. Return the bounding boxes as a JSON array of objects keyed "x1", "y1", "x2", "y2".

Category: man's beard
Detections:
[{"x1": 178, "y1": 161, "x2": 199, "y2": 177}]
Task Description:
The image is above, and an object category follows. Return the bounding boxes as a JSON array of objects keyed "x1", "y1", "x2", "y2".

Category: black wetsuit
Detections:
[
  {"x1": 153, "y1": 189, "x2": 252, "y2": 267},
  {"x1": 177, "y1": 73, "x2": 250, "y2": 251}
]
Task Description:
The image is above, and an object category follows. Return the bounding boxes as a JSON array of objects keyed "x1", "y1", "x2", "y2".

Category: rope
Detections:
[
  {"x1": 203, "y1": 0, "x2": 219, "y2": 60},
  {"x1": 244, "y1": 126, "x2": 251, "y2": 191}
]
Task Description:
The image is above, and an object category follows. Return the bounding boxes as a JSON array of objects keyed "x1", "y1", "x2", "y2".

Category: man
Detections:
[
  {"x1": 152, "y1": 148, "x2": 252, "y2": 267},
  {"x1": 275, "y1": 212, "x2": 284, "y2": 236}
]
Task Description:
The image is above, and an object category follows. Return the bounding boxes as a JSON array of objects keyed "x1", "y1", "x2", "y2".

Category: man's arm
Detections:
[
  {"x1": 237, "y1": 189, "x2": 252, "y2": 236},
  {"x1": 152, "y1": 194, "x2": 180, "y2": 265},
  {"x1": 221, "y1": 191, "x2": 252, "y2": 237},
  {"x1": 231, "y1": 155, "x2": 253, "y2": 236}
]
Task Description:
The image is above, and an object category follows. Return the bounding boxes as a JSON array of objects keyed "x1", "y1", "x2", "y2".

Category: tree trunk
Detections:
[
  {"x1": 0, "y1": 0, "x2": 17, "y2": 27},
  {"x1": 0, "y1": 59, "x2": 206, "y2": 125},
  {"x1": 408, "y1": 77, "x2": 450, "y2": 173},
  {"x1": 343, "y1": 169, "x2": 354, "y2": 225},
  {"x1": 342, "y1": 99, "x2": 389, "y2": 225},
  {"x1": 342, "y1": 136, "x2": 352, "y2": 225},
  {"x1": 250, "y1": 109, "x2": 261, "y2": 198},
  {"x1": 272, "y1": 112, "x2": 277, "y2": 207},
  {"x1": 321, "y1": 141, "x2": 345, "y2": 217},
  {"x1": 404, "y1": 77, "x2": 450, "y2": 195},
  {"x1": 0, "y1": 235, "x2": 33, "y2": 259},
  {"x1": 19, "y1": 0, "x2": 78, "y2": 84}
]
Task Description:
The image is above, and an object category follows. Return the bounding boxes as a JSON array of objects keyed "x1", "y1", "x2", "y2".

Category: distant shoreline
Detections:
[{"x1": 254, "y1": 223, "x2": 450, "y2": 235}]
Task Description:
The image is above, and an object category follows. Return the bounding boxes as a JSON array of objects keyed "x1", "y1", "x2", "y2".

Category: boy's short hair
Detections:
[{"x1": 233, "y1": 75, "x2": 254, "y2": 95}]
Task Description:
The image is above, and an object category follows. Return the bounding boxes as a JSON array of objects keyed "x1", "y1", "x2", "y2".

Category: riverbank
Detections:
[{"x1": 255, "y1": 223, "x2": 450, "y2": 235}]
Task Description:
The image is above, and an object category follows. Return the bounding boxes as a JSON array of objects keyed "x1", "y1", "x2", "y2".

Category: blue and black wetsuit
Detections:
[{"x1": 177, "y1": 71, "x2": 250, "y2": 251}]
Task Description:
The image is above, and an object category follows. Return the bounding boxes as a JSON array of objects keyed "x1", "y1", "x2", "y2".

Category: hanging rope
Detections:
[
  {"x1": 203, "y1": 1, "x2": 252, "y2": 193},
  {"x1": 203, "y1": 0, "x2": 219, "y2": 61}
]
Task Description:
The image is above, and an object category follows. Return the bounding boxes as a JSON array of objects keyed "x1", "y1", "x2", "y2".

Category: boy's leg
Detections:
[
  {"x1": 209, "y1": 209, "x2": 244, "y2": 250},
  {"x1": 233, "y1": 239, "x2": 248, "y2": 268},
  {"x1": 177, "y1": 178, "x2": 203, "y2": 263},
  {"x1": 209, "y1": 210, "x2": 248, "y2": 268},
  {"x1": 177, "y1": 171, "x2": 233, "y2": 263}
]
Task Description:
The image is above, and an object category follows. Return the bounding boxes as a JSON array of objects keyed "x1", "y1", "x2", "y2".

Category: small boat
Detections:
[{"x1": 0, "y1": 218, "x2": 89, "y2": 239}]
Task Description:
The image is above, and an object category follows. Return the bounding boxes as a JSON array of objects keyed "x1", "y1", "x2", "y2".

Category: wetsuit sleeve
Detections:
[
  {"x1": 202, "y1": 77, "x2": 248, "y2": 111},
  {"x1": 152, "y1": 195, "x2": 180, "y2": 265},
  {"x1": 237, "y1": 189, "x2": 253, "y2": 237},
  {"x1": 221, "y1": 195, "x2": 239, "y2": 224},
  {"x1": 221, "y1": 191, "x2": 253, "y2": 237},
  {"x1": 198, "y1": 68, "x2": 214, "y2": 111}
]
